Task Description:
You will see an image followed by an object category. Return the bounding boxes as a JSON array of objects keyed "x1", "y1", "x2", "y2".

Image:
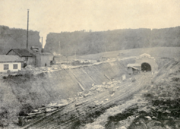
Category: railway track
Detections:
[{"x1": 25, "y1": 73, "x2": 152, "y2": 129}]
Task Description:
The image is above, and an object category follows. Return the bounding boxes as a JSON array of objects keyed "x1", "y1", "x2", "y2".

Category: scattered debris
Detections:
[{"x1": 45, "y1": 107, "x2": 57, "y2": 113}]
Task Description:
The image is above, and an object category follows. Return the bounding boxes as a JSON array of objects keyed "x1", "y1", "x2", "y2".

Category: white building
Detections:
[{"x1": 0, "y1": 55, "x2": 23, "y2": 73}]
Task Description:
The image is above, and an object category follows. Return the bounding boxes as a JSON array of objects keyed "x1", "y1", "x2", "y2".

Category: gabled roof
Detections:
[
  {"x1": 6, "y1": 49, "x2": 35, "y2": 57},
  {"x1": 0, "y1": 55, "x2": 24, "y2": 62}
]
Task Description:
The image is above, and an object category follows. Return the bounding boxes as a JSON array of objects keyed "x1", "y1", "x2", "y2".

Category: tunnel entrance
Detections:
[{"x1": 141, "y1": 63, "x2": 151, "y2": 72}]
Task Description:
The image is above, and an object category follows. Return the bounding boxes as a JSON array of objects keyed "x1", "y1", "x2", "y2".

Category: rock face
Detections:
[
  {"x1": 0, "y1": 25, "x2": 41, "y2": 54},
  {"x1": 44, "y1": 26, "x2": 180, "y2": 56}
]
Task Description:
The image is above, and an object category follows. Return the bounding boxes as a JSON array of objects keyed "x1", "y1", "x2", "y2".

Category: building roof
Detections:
[
  {"x1": 127, "y1": 63, "x2": 141, "y2": 70},
  {"x1": 127, "y1": 63, "x2": 141, "y2": 67},
  {"x1": 0, "y1": 55, "x2": 24, "y2": 62},
  {"x1": 6, "y1": 49, "x2": 35, "y2": 57}
]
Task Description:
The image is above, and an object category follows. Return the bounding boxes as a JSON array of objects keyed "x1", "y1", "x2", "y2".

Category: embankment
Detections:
[{"x1": 0, "y1": 59, "x2": 134, "y2": 123}]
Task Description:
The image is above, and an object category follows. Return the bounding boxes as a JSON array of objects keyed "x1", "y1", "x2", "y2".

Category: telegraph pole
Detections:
[{"x1": 26, "y1": 9, "x2": 29, "y2": 50}]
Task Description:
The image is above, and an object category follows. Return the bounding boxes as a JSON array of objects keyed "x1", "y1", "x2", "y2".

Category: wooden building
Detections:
[{"x1": 0, "y1": 55, "x2": 23, "y2": 73}]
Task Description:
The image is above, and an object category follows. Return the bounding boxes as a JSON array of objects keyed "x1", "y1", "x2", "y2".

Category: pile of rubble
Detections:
[
  {"x1": 18, "y1": 77, "x2": 134, "y2": 126},
  {"x1": 77, "y1": 80, "x2": 123, "y2": 99}
]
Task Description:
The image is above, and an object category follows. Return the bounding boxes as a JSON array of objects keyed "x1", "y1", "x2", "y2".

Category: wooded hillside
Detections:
[
  {"x1": 44, "y1": 27, "x2": 180, "y2": 56},
  {"x1": 0, "y1": 25, "x2": 41, "y2": 54}
]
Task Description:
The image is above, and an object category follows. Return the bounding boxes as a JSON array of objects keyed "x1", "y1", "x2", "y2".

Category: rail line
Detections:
[
  {"x1": 51, "y1": 74, "x2": 151, "y2": 129},
  {"x1": 25, "y1": 73, "x2": 152, "y2": 129}
]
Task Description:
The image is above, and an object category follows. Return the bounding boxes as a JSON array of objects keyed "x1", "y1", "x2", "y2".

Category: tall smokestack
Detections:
[{"x1": 26, "y1": 9, "x2": 29, "y2": 49}]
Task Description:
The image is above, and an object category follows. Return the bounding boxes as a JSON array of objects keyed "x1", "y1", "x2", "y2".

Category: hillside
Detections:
[
  {"x1": 0, "y1": 25, "x2": 41, "y2": 54},
  {"x1": 44, "y1": 26, "x2": 180, "y2": 56},
  {"x1": 69, "y1": 47, "x2": 180, "y2": 61}
]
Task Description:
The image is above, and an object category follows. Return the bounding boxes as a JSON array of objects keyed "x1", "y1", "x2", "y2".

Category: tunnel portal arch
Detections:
[
  {"x1": 135, "y1": 53, "x2": 158, "y2": 74},
  {"x1": 141, "y1": 62, "x2": 151, "y2": 72}
]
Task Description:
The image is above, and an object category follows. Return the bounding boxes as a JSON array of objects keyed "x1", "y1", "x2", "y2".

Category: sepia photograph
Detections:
[{"x1": 0, "y1": 0, "x2": 180, "y2": 128}]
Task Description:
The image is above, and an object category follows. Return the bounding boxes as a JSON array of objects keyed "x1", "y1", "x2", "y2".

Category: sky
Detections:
[{"x1": 0, "y1": 0, "x2": 180, "y2": 47}]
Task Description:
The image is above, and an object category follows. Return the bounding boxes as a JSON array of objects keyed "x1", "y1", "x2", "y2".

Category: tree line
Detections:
[
  {"x1": 0, "y1": 25, "x2": 41, "y2": 54},
  {"x1": 44, "y1": 27, "x2": 180, "y2": 56}
]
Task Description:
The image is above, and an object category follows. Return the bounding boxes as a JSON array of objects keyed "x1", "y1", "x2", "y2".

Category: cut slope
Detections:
[
  {"x1": 82, "y1": 66, "x2": 109, "y2": 85},
  {"x1": 69, "y1": 68, "x2": 94, "y2": 89}
]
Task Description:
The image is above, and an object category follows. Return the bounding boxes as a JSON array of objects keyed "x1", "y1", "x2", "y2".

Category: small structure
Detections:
[
  {"x1": 36, "y1": 53, "x2": 54, "y2": 67},
  {"x1": 6, "y1": 49, "x2": 35, "y2": 67},
  {"x1": 127, "y1": 63, "x2": 141, "y2": 75},
  {"x1": 0, "y1": 55, "x2": 23, "y2": 73}
]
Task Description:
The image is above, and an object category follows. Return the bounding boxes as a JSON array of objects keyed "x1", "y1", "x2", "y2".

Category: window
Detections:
[
  {"x1": 4, "y1": 64, "x2": 9, "y2": 70},
  {"x1": 13, "y1": 64, "x2": 18, "y2": 69}
]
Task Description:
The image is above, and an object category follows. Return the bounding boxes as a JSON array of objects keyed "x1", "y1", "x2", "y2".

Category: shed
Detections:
[
  {"x1": 6, "y1": 49, "x2": 35, "y2": 67},
  {"x1": 0, "y1": 55, "x2": 23, "y2": 73},
  {"x1": 127, "y1": 63, "x2": 141, "y2": 75}
]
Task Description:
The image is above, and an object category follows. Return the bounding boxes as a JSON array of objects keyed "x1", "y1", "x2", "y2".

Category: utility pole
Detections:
[{"x1": 26, "y1": 9, "x2": 29, "y2": 50}]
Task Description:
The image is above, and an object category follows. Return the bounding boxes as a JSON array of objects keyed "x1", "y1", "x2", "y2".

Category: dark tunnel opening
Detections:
[{"x1": 141, "y1": 63, "x2": 151, "y2": 72}]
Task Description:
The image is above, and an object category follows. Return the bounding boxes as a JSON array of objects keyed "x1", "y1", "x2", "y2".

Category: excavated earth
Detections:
[
  {"x1": 1, "y1": 56, "x2": 179, "y2": 129},
  {"x1": 23, "y1": 57, "x2": 180, "y2": 129},
  {"x1": 23, "y1": 73, "x2": 152, "y2": 129}
]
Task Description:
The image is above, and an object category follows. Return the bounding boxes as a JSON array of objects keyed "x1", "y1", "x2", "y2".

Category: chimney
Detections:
[{"x1": 26, "y1": 9, "x2": 29, "y2": 49}]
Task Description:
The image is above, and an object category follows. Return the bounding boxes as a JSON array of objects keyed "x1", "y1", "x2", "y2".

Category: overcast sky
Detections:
[{"x1": 0, "y1": 0, "x2": 180, "y2": 47}]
